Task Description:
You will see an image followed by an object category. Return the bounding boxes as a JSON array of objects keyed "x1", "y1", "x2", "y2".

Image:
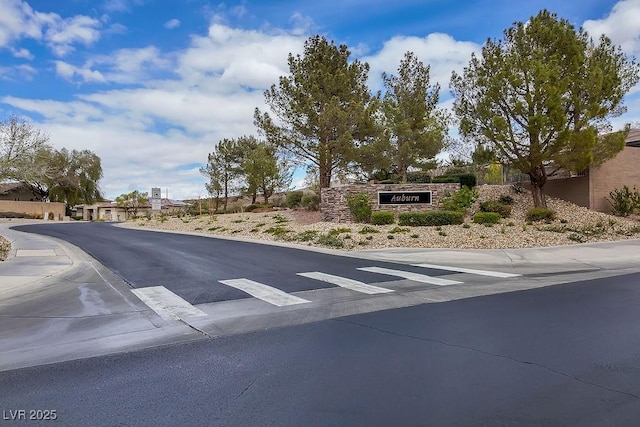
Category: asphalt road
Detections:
[
  {"x1": 12, "y1": 223, "x2": 454, "y2": 304},
  {"x1": 2, "y1": 272, "x2": 640, "y2": 426}
]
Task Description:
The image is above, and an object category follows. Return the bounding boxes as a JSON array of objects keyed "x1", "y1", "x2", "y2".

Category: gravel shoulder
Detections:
[{"x1": 119, "y1": 185, "x2": 640, "y2": 251}]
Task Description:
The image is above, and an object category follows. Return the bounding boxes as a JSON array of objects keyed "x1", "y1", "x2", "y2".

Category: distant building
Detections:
[
  {"x1": 75, "y1": 198, "x2": 190, "y2": 221},
  {"x1": 0, "y1": 182, "x2": 41, "y2": 201}
]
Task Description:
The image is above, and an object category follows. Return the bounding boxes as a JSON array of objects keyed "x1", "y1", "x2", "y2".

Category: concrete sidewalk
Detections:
[
  {"x1": 350, "y1": 238, "x2": 640, "y2": 275},
  {"x1": 0, "y1": 222, "x2": 75, "y2": 296}
]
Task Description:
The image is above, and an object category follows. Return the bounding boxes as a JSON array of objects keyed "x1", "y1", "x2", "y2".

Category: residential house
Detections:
[
  {"x1": 75, "y1": 198, "x2": 189, "y2": 221},
  {"x1": 0, "y1": 182, "x2": 41, "y2": 201},
  {"x1": 540, "y1": 128, "x2": 640, "y2": 212}
]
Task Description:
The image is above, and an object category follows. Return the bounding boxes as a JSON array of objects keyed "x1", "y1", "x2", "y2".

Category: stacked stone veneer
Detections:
[{"x1": 321, "y1": 183, "x2": 460, "y2": 222}]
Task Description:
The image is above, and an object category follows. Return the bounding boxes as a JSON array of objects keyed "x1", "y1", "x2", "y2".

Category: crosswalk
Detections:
[{"x1": 131, "y1": 263, "x2": 521, "y2": 321}]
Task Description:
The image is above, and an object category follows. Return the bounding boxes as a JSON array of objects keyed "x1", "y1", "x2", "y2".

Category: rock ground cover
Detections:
[
  {"x1": 120, "y1": 185, "x2": 640, "y2": 250},
  {"x1": 0, "y1": 235, "x2": 10, "y2": 260}
]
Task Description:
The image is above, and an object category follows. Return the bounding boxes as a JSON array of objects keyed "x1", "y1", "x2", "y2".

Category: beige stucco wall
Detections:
[
  {"x1": 0, "y1": 201, "x2": 66, "y2": 219},
  {"x1": 589, "y1": 146, "x2": 640, "y2": 212},
  {"x1": 539, "y1": 176, "x2": 590, "y2": 208}
]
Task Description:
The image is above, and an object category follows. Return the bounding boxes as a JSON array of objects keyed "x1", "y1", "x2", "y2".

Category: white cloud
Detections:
[
  {"x1": 289, "y1": 13, "x2": 315, "y2": 36},
  {"x1": 363, "y1": 33, "x2": 480, "y2": 93},
  {"x1": 103, "y1": 0, "x2": 128, "y2": 12},
  {"x1": 55, "y1": 61, "x2": 106, "y2": 83},
  {"x1": 11, "y1": 46, "x2": 33, "y2": 59},
  {"x1": 1, "y1": 22, "x2": 308, "y2": 199},
  {"x1": 0, "y1": 63, "x2": 36, "y2": 80},
  {"x1": 0, "y1": 0, "x2": 48, "y2": 46},
  {"x1": 583, "y1": 0, "x2": 640, "y2": 56},
  {"x1": 0, "y1": 0, "x2": 102, "y2": 57},
  {"x1": 164, "y1": 19, "x2": 180, "y2": 30},
  {"x1": 44, "y1": 15, "x2": 102, "y2": 56}
]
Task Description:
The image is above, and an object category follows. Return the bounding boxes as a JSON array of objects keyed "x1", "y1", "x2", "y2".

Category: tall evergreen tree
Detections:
[
  {"x1": 255, "y1": 35, "x2": 376, "y2": 197},
  {"x1": 200, "y1": 138, "x2": 241, "y2": 211},
  {"x1": 451, "y1": 10, "x2": 639, "y2": 207},
  {"x1": 377, "y1": 51, "x2": 449, "y2": 182},
  {"x1": 242, "y1": 141, "x2": 292, "y2": 204}
]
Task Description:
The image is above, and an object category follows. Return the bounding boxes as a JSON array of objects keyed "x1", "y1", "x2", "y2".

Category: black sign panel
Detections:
[{"x1": 378, "y1": 191, "x2": 432, "y2": 205}]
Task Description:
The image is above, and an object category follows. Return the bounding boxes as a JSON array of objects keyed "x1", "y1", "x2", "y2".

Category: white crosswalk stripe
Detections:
[
  {"x1": 132, "y1": 286, "x2": 207, "y2": 321},
  {"x1": 357, "y1": 266, "x2": 462, "y2": 286},
  {"x1": 297, "y1": 272, "x2": 395, "y2": 294},
  {"x1": 412, "y1": 263, "x2": 521, "y2": 278},
  {"x1": 219, "y1": 278, "x2": 311, "y2": 307}
]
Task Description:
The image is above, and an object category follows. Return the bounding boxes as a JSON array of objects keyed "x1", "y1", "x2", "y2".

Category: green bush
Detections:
[
  {"x1": 358, "y1": 226, "x2": 380, "y2": 234},
  {"x1": 285, "y1": 191, "x2": 304, "y2": 208},
  {"x1": 479, "y1": 200, "x2": 512, "y2": 218},
  {"x1": 457, "y1": 173, "x2": 477, "y2": 188},
  {"x1": 526, "y1": 207, "x2": 556, "y2": 222},
  {"x1": 398, "y1": 210, "x2": 464, "y2": 226},
  {"x1": 316, "y1": 233, "x2": 344, "y2": 248},
  {"x1": 406, "y1": 171, "x2": 432, "y2": 183},
  {"x1": 432, "y1": 176, "x2": 460, "y2": 184},
  {"x1": 245, "y1": 203, "x2": 273, "y2": 212},
  {"x1": 440, "y1": 186, "x2": 478, "y2": 212},
  {"x1": 432, "y1": 173, "x2": 477, "y2": 188},
  {"x1": 498, "y1": 194, "x2": 514, "y2": 205},
  {"x1": 347, "y1": 193, "x2": 372, "y2": 223},
  {"x1": 371, "y1": 211, "x2": 395, "y2": 225},
  {"x1": 301, "y1": 194, "x2": 320, "y2": 211},
  {"x1": 473, "y1": 212, "x2": 501, "y2": 224},
  {"x1": 607, "y1": 185, "x2": 640, "y2": 216}
]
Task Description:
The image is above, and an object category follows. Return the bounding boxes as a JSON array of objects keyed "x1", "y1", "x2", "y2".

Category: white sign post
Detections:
[{"x1": 151, "y1": 188, "x2": 162, "y2": 224}]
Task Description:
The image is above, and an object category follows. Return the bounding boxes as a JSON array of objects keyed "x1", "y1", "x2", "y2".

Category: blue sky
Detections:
[{"x1": 1, "y1": 0, "x2": 638, "y2": 200}]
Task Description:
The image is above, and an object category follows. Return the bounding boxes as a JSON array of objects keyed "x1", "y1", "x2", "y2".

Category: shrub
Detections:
[
  {"x1": 526, "y1": 207, "x2": 556, "y2": 222},
  {"x1": 498, "y1": 194, "x2": 514, "y2": 205},
  {"x1": 388, "y1": 226, "x2": 409, "y2": 234},
  {"x1": 371, "y1": 211, "x2": 395, "y2": 225},
  {"x1": 328, "y1": 227, "x2": 351, "y2": 236},
  {"x1": 358, "y1": 226, "x2": 380, "y2": 234},
  {"x1": 511, "y1": 182, "x2": 526, "y2": 194},
  {"x1": 285, "y1": 191, "x2": 304, "y2": 208},
  {"x1": 316, "y1": 233, "x2": 344, "y2": 248},
  {"x1": 300, "y1": 194, "x2": 320, "y2": 211},
  {"x1": 245, "y1": 203, "x2": 273, "y2": 212},
  {"x1": 263, "y1": 226, "x2": 290, "y2": 237},
  {"x1": 473, "y1": 212, "x2": 501, "y2": 224},
  {"x1": 272, "y1": 214, "x2": 289, "y2": 223},
  {"x1": 406, "y1": 171, "x2": 432, "y2": 183},
  {"x1": 398, "y1": 210, "x2": 464, "y2": 226},
  {"x1": 432, "y1": 176, "x2": 460, "y2": 184},
  {"x1": 295, "y1": 230, "x2": 319, "y2": 242},
  {"x1": 457, "y1": 173, "x2": 477, "y2": 188},
  {"x1": 347, "y1": 193, "x2": 372, "y2": 223},
  {"x1": 607, "y1": 185, "x2": 640, "y2": 217},
  {"x1": 440, "y1": 186, "x2": 478, "y2": 212},
  {"x1": 479, "y1": 200, "x2": 512, "y2": 218}
]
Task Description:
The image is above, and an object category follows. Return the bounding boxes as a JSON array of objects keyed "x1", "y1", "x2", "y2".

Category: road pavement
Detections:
[
  {"x1": 1, "y1": 271, "x2": 640, "y2": 426},
  {"x1": 2, "y1": 221, "x2": 640, "y2": 372}
]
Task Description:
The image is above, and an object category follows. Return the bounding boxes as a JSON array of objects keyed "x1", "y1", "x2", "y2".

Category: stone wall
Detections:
[
  {"x1": 0, "y1": 200, "x2": 67, "y2": 220},
  {"x1": 321, "y1": 183, "x2": 460, "y2": 222}
]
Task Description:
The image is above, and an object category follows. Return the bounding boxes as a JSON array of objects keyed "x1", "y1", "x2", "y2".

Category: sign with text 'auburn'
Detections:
[{"x1": 378, "y1": 191, "x2": 432, "y2": 205}]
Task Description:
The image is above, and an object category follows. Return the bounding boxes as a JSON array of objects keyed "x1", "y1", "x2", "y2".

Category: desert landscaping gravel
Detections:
[{"x1": 120, "y1": 185, "x2": 640, "y2": 250}]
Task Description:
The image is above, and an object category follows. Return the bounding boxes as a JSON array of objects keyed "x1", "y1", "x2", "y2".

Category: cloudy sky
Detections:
[{"x1": 0, "y1": 0, "x2": 638, "y2": 200}]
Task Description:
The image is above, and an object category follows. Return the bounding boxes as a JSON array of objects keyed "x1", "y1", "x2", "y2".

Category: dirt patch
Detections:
[{"x1": 287, "y1": 209, "x2": 322, "y2": 225}]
